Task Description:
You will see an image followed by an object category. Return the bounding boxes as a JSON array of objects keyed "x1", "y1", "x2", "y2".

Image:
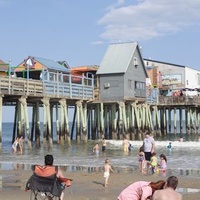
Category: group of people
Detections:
[
  {"x1": 12, "y1": 136, "x2": 24, "y2": 154},
  {"x1": 93, "y1": 138, "x2": 107, "y2": 155},
  {"x1": 118, "y1": 176, "x2": 182, "y2": 200},
  {"x1": 138, "y1": 132, "x2": 167, "y2": 175}
]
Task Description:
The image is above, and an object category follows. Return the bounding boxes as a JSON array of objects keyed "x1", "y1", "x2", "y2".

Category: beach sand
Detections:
[{"x1": 0, "y1": 169, "x2": 199, "y2": 200}]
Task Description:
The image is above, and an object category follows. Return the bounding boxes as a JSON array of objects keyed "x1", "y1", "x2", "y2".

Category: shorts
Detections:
[{"x1": 104, "y1": 172, "x2": 110, "y2": 178}]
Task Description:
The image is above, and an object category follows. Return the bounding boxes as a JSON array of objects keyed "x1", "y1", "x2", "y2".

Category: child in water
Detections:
[
  {"x1": 167, "y1": 142, "x2": 172, "y2": 150},
  {"x1": 93, "y1": 143, "x2": 100, "y2": 156},
  {"x1": 150, "y1": 152, "x2": 158, "y2": 174},
  {"x1": 158, "y1": 154, "x2": 167, "y2": 172},
  {"x1": 138, "y1": 146, "x2": 145, "y2": 173}
]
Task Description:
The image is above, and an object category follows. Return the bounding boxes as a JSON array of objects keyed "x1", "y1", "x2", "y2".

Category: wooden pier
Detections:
[{"x1": 0, "y1": 72, "x2": 200, "y2": 150}]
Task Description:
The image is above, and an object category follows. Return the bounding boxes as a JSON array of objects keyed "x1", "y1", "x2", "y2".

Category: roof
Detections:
[
  {"x1": 71, "y1": 65, "x2": 99, "y2": 73},
  {"x1": 144, "y1": 58, "x2": 185, "y2": 68},
  {"x1": 34, "y1": 57, "x2": 70, "y2": 72},
  {"x1": 96, "y1": 42, "x2": 138, "y2": 74},
  {"x1": 0, "y1": 59, "x2": 9, "y2": 72}
]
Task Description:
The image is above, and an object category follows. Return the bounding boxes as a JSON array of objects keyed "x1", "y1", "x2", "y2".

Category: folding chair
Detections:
[{"x1": 26, "y1": 165, "x2": 63, "y2": 200}]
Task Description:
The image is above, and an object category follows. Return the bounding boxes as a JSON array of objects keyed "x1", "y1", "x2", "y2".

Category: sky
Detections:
[
  {"x1": 1, "y1": 0, "x2": 200, "y2": 69},
  {"x1": 1, "y1": 0, "x2": 200, "y2": 122}
]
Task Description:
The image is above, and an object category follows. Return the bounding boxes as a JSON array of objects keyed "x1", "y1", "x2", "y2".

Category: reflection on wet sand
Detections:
[{"x1": 0, "y1": 163, "x2": 200, "y2": 178}]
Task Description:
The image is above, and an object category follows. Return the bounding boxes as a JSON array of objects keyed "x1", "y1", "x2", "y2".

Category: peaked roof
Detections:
[
  {"x1": 0, "y1": 59, "x2": 9, "y2": 72},
  {"x1": 34, "y1": 56, "x2": 70, "y2": 72},
  {"x1": 96, "y1": 42, "x2": 138, "y2": 74}
]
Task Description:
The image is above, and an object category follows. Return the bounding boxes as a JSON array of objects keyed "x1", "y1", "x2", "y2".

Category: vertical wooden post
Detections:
[
  {"x1": 35, "y1": 102, "x2": 41, "y2": 147},
  {"x1": 174, "y1": 108, "x2": 177, "y2": 134},
  {"x1": 180, "y1": 108, "x2": 183, "y2": 134},
  {"x1": 155, "y1": 106, "x2": 161, "y2": 136},
  {"x1": 76, "y1": 101, "x2": 81, "y2": 143},
  {"x1": 71, "y1": 106, "x2": 76, "y2": 140},
  {"x1": 12, "y1": 104, "x2": 18, "y2": 143},
  {"x1": 100, "y1": 103, "x2": 104, "y2": 139},
  {"x1": 80, "y1": 102, "x2": 87, "y2": 143},
  {"x1": 21, "y1": 97, "x2": 32, "y2": 149},
  {"x1": 147, "y1": 105, "x2": 153, "y2": 132},
  {"x1": 168, "y1": 108, "x2": 171, "y2": 133},
  {"x1": 126, "y1": 104, "x2": 131, "y2": 140},
  {"x1": 47, "y1": 100, "x2": 53, "y2": 147},
  {"x1": 42, "y1": 98, "x2": 48, "y2": 147},
  {"x1": 97, "y1": 104, "x2": 101, "y2": 139},
  {"x1": 191, "y1": 108, "x2": 195, "y2": 134},
  {"x1": 59, "y1": 99, "x2": 65, "y2": 145},
  {"x1": 111, "y1": 104, "x2": 117, "y2": 139},
  {"x1": 131, "y1": 102, "x2": 136, "y2": 140},
  {"x1": 64, "y1": 101, "x2": 71, "y2": 145},
  {"x1": 118, "y1": 102, "x2": 124, "y2": 140},
  {"x1": 186, "y1": 107, "x2": 190, "y2": 134},
  {"x1": 55, "y1": 103, "x2": 60, "y2": 143},
  {"x1": 122, "y1": 102, "x2": 128, "y2": 139},
  {"x1": 163, "y1": 108, "x2": 167, "y2": 135},
  {"x1": 31, "y1": 105, "x2": 35, "y2": 142}
]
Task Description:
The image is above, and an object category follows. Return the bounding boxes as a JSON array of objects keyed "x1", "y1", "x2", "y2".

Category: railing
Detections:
[
  {"x1": 0, "y1": 74, "x2": 94, "y2": 100},
  {"x1": 158, "y1": 96, "x2": 200, "y2": 105}
]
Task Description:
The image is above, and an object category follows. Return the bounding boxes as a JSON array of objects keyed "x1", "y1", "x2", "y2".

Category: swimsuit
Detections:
[{"x1": 104, "y1": 171, "x2": 110, "y2": 178}]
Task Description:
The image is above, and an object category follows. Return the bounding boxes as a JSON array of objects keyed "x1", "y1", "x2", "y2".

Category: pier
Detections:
[
  {"x1": 0, "y1": 74, "x2": 200, "y2": 150},
  {"x1": 1, "y1": 42, "x2": 200, "y2": 150}
]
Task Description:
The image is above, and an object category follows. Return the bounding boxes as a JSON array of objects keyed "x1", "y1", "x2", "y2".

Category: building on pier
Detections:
[
  {"x1": 15, "y1": 56, "x2": 70, "y2": 80},
  {"x1": 97, "y1": 42, "x2": 148, "y2": 102},
  {"x1": 1, "y1": 43, "x2": 200, "y2": 150},
  {"x1": 144, "y1": 58, "x2": 200, "y2": 99}
]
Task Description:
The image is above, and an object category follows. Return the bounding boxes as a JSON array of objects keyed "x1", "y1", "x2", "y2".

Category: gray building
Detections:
[{"x1": 96, "y1": 42, "x2": 148, "y2": 102}]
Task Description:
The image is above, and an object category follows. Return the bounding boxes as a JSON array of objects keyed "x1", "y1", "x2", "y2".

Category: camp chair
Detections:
[{"x1": 26, "y1": 165, "x2": 63, "y2": 200}]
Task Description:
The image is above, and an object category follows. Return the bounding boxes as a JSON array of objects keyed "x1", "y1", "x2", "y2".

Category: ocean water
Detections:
[{"x1": 0, "y1": 123, "x2": 200, "y2": 178}]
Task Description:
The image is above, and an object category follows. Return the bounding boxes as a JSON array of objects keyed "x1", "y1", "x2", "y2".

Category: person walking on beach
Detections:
[
  {"x1": 118, "y1": 180, "x2": 165, "y2": 200},
  {"x1": 102, "y1": 138, "x2": 106, "y2": 152},
  {"x1": 152, "y1": 176, "x2": 182, "y2": 200},
  {"x1": 143, "y1": 132, "x2": 155, "y2": 161},
  {"x1": 103, "y1": 158, "x2": 114, "y2": 187}
]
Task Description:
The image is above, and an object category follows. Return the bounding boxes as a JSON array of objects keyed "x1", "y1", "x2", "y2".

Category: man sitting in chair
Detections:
[
  {"x1": 44, "y1": 154, "x2": 66, "y2": 200},
  {"x1": 26, "y1": 154, "x2": 71, "y2": 200}
]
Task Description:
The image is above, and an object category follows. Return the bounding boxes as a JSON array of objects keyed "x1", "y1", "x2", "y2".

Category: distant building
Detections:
[
  {"x1": 96, "y1": 42, "x2": 148, "y2": 102},
  {"x1": 144, "y1": 58, "x2": 200, "y2": 96},
  {"x1": 0, "y1": 59, "x2": 9, "y2": 76},
  {"x1": 15, "y1": 56, "x2": 70, "y2": 80}
]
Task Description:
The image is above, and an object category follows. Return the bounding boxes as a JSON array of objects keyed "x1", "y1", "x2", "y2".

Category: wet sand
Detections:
[{"x1": 0, "y1": 169, "x2": 199, "y2": 200}]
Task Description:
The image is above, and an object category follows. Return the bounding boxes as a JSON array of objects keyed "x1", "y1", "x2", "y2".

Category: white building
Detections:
[{"x1": 144, "y1": 59, "x2": 200, "y2": 96}]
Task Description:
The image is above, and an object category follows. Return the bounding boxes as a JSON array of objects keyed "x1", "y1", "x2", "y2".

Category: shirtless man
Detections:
[{"x1": 152, "y1": 176, "x2": 182, "y2": 200}]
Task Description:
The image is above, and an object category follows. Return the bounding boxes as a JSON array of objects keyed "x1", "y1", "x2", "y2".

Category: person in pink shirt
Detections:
[{"x1": 118, "y1": 180, "x2": 165, "y2": 200}]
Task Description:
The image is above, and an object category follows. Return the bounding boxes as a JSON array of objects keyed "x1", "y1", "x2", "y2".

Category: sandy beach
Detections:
[{"x1": 0, "y1": 168, "x2": 200, "y2": 200}]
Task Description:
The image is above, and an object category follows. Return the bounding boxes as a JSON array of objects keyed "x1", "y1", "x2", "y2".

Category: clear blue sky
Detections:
[
  {"x1": 1, "y1": 0, "x2": 200, "y2": 122},
  {"x1": 1, "y1": 0, "x2": 200, "y2": 69}
]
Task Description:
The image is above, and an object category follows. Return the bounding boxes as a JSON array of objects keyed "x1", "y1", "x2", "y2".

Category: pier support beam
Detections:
[
  {"x1": 19, "y1": 97, "x2": 31, "y2": 149},
  {"x1": 42, "y1": 98, "x2": 53, "y2": 147}
]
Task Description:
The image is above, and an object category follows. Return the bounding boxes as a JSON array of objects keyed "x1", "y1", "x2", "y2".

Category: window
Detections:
[
  {"x1": 135, "y1": 81, "x2": 145, "y2": 89},
  {"x1": 128, "y1": 79, "x2": 132, "y2": 89},
  {"x1": 133, "y1": 57, "x2": 138, "y2": 67}
]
